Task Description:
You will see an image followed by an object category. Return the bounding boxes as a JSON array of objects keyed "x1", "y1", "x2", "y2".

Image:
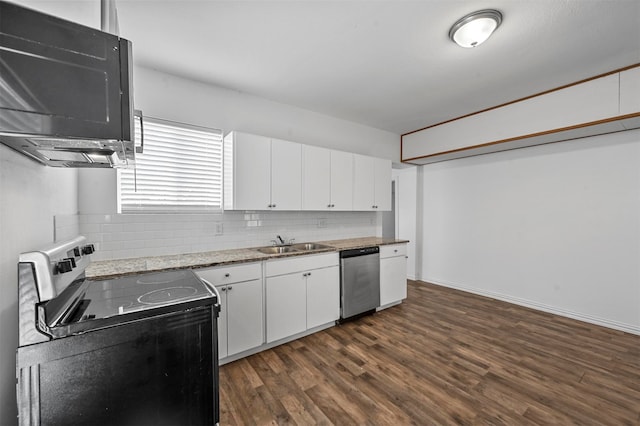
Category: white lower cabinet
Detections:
[
  {"x1": 196, "y1": 263, "x2": 263, "y2": 359},
  {"x1": 266, "y1": 273, "x2": 307, "y2": 342},
  {"x1": 306, "y1": 266, "x2": 340, "y2": 329},
  {"x1": 265, "y1": 253, "x2": 340, "y2": 343},
  {"x1": 379, "y1": 244, "x2": 408, "y2": 306}
]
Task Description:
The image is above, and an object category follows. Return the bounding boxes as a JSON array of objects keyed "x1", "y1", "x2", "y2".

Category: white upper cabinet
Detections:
[
  {"x1": 271, "y1": 138, "x2": 302, "y2": 210},
  {"x1": 302, "y1": 146, "x2": 353, "y2": 211},
  {"x1": 224, "y1": 132, "x2": 301, "y2": 210},
  {"x1": 373, "y1": 157, "x2": 392, "y2": 210},
  {"x1": 620, "y1": 67, "x2": 640, "y2": 116},
  {"x1": 226, "y1": 131, "x2": 390, "y2": 211},
  {"x1": 225, "y1": 132, "x2": 271, "y2": 210},
  {"x1": 302, "y1": 145, "x2": 331, "y2": 210},
  {"x1": 330, "y1": 150, "x2": 354, "y2": 210},
  {"x1": 353, "y1": 154, "x2": 391, "y2": 211}
]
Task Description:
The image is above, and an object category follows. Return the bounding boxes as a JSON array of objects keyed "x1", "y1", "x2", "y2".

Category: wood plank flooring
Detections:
[{"x1": 219, "y1": 280, "x2": 640, "y2": 425}]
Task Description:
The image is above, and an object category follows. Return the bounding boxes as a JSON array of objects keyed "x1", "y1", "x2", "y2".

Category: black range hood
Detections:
[{"x1": 0, "y1": 1, "x2": 136, "y2": 168}]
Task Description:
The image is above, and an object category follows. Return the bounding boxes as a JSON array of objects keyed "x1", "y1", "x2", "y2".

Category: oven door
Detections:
[{"x1": 17, "y1": 305, "x2": 219, "y2": 426}]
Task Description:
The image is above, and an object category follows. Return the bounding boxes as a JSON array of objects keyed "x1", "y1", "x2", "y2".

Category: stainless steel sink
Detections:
[
  {"x1": 290, "y1": 242, "x2": 332, "y2": 251},
  {"x1": 256, "y1": 246, "x2": 300, "y2": 254}
]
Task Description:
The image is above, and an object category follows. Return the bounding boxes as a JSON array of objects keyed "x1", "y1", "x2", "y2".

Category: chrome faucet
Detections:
[{"x1": 272, "y1": 235, "x2": 295, "y2": 246}]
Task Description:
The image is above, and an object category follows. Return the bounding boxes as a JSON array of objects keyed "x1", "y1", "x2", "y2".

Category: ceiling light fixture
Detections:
[{"x1": 449, "y1": 9, "x2": 503, "y2": 48}]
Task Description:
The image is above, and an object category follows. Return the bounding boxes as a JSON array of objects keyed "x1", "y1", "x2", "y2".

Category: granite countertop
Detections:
[{"x1": 85, "y1": 236, "x2": 409, "y2": 280}]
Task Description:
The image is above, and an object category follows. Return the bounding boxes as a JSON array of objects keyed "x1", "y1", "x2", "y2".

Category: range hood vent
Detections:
[{"x1": 0, "y1": 1, "x2": 137, "y2": 168}]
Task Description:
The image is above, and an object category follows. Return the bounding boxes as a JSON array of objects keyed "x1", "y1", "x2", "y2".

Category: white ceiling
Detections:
[{"x1": 116, "y1": 0, "x2": 640, "y2": 136}]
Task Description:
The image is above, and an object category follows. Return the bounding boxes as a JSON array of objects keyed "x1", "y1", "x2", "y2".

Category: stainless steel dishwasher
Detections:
[{"x1": 339, "y1": 246, "x2": 380, "y2": 321}]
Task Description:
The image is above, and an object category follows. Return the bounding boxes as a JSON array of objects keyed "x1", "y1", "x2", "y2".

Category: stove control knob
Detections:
[
  {"x1": 56, "y1": 260, "x2": 73, "y2": 274},
  {"x1": 82, "y1": 244, "x2": 95, "y2": 255},
  {"x1": 65, "y1": 257, "x2": 76, "y2": 268},
  {"x1": 73, "y1": 247, "x2": 81, "y2": 257}
]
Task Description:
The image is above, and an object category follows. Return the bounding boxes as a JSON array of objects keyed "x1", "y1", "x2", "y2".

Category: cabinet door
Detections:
[
  {"x1": 215, "y1": 286, "x2": 228, "y2": 359},
  {"x1": 352, "y1": 154, "x2": 375, "y2": 210},
  {"x1": 306, "y1": 266, "x2": 340, "y2": 329},
  {"x1": 330, "y1": 150, "x2": 353, "y2": 210},
  {"x1": 620, "y1": 67, "x2": 640, "y2": 116},
  {"x1": 271, "y1": 138, "x2": 302, "y2": 210},
  {"x1": 266, "y1": 273, "x2": 306, "y2": 342},
  {"x1": 302, "y1": 145, "x2": 331, "y2": 210},
  {"x1": 380, "y1": 256, "x2": 407, "y2": 306},
  {"x1": 227, "y1": 279, "x2": 264, "y2": 356},
  {"x1": 373, "y1": 157, "x2": 392, "y2": 210},
  {"x1": 232, "y1": 132, "x2": 271, "y2": 210}
]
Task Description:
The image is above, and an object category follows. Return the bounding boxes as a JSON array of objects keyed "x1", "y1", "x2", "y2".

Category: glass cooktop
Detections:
[{"x1": 78, "y1": 269, "x2": 214, "y2": 322}]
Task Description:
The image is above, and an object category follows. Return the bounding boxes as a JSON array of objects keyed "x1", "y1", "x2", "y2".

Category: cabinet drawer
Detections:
[
  {"x1": 379, "y1": 244, "x2": 407, "y2": 259},
  {"x1": 196, "y1": 262, "x2": 262, "y2": 285},
  {"x1": 266, "y1": 252, "x2": 339, "y2": 277}
]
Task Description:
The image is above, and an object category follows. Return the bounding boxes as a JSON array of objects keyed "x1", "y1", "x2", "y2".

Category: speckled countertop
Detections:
[{"x1": 86, "y1": 236, "x2": 409, "y2": 280}]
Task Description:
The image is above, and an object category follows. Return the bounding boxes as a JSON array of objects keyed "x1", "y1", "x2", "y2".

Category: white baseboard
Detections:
[{"x1": 421, "y1": 279, "x2": 640, "y2": 336}]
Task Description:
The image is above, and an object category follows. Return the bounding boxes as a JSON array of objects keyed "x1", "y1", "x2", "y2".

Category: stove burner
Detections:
[
  {"x1": 136, "y1": 270, "x2": 188, "y2": 285},
  {"x1": 138, "y1": 286, "x2": 198, "y2": 305}
]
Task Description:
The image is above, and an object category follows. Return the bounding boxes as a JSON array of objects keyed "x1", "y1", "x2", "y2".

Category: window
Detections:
[{"x1": 119, "y1": 117, "x2": 224, "y2": 213}]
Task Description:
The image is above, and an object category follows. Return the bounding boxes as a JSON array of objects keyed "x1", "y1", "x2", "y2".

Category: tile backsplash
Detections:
[{"x1": 56, "y1": 211, "x2": 380, "y2": 261}]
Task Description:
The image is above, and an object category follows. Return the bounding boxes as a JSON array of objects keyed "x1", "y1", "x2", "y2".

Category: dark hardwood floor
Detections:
[{"x1": 219, "y1": 280, "x2": 640, "y2": 425}]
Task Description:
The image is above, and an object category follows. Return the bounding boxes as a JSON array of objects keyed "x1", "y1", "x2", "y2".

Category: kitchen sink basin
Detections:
[
  {"x1": 256, "y1": 246, "x2": 299, "y2": 254},
  {"x1": 290, "y1": 242, "x2": 332, "y2": 251}
]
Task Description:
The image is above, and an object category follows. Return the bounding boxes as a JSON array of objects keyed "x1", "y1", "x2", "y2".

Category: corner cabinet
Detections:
[
  {"x1": 196, "y1": 262, "x2": 264, "y2": 359},
  {"x1": 379, "y1": 244, "x2": 408, "y2": 307},
  {"x1": 224, "y1": 131, "x2": 301, "y2": 210},
  {"x1": 265, "y1": 253, "x2": 340, "y2": 343},
  {"x1": 353, "y1": 154, "x2": 392, "y2": 211}
]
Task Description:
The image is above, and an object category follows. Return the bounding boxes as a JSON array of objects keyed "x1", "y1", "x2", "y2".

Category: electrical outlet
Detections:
[
  {"x1": 215, "y1": 222, "x2": 224, "y2": 235},
  {"x1": 317, "y1": 218, "x2": 327, "y2": 228}
]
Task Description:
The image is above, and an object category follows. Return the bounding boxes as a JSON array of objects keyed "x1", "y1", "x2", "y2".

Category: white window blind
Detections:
[{"x1": 120, "y1": 117, "x2": 223, "y2": 213}]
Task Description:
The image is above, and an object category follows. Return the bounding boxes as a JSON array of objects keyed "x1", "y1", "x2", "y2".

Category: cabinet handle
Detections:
[
  {"x1": 331, "y1": 204, "x2": 335, "y2": 208},
  {"x1": 224, "y1": 273, "x2": 230, "y2": 278},
  {"x1": 228, "y1": 286, "x2": 233, "y2": 290},
  {"x1": 307, "y1": 272, "x2": 311, "y2": 276},
  {"x1": 272, "y1": 204, "x2": 276, "y2": 208},
  {"x1": 327, "y1": 204, "x2": 332, "y2": 208},
  {"x1": 394, "y1": 249, "x2": 398, "y2": 253},
  {"x1": 221, "y1": 287, "x2": 227, "y2": 292}
]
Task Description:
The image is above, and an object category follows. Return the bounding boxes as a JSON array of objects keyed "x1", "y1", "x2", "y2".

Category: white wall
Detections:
[
  {"x1": 1, "y1": 3, "x2": 93, "y2": 423},
  {"x1": 0, "y1": 147, "x2": 78, "y2": 425},
  {"x1": 420, "y1": 129, "x2": 640, "y2": 334},
  {"x1": 134, "y1": 66, "x2": 399, "y2": 160},
  {"x1": 79, "y1": 65, "x2": 400, "y2": 214},
  {"x1": 393, "y1": 167, "x2": 417, "y2": 279}
]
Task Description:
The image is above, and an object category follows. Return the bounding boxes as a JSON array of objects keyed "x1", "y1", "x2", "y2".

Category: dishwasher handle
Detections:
[{"x1": 339, "y1": 246, "x2": 379, "y2": 258}]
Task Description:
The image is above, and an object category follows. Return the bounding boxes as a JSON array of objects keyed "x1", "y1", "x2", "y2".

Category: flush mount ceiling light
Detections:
[{"x1": 449, "y1": 9, "x2": 503, "y2": 48}]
